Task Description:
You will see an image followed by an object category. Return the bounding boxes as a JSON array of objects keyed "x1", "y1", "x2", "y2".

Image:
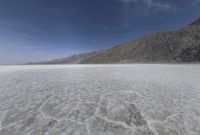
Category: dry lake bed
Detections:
[{"x1": 0, "y1": 64, "x2": 200, "y2": 135}]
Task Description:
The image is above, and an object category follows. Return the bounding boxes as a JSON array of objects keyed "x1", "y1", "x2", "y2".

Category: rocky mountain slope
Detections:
[
  {"x1": 32, "y1": 17, "x2": 200, "y2": 64},
  {"x1": 81, "y1": 17, "x2": 200, "y2": 63}
]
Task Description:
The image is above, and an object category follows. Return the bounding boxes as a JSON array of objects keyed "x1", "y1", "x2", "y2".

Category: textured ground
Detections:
[{"x1": 0, "y1": 64, "x2": 200, "y2": 135}]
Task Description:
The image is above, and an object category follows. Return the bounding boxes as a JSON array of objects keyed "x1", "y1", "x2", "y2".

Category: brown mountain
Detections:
[
  {"x1": 81, "y1": 17, "x2": 200, "y2": 63},
  {"x1": 31, "y1": 17, "x2": 200, "y2": 65}
]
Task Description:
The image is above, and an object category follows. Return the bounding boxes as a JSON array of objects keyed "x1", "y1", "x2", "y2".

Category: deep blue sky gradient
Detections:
[{"x1": 0, "y1": 0, "x2": 200, "y2": 64}]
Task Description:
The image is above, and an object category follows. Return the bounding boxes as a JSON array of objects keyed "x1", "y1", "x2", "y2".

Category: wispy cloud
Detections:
[
  {"x1": 192, "y1": 0, "x2": 200, "y2": 6},
  {"x1": 117, "y1": 0, "x2": 174, "y2": 12}
]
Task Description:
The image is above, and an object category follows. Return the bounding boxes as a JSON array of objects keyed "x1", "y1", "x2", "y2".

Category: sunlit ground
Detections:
[{"x1": 0, "y1": 64, "x2": 200, "y2": 135}]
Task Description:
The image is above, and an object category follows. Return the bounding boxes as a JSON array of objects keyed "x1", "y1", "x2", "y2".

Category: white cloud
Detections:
[
  {"x1": 145, "y1": 0, "x2": 171, "y2": 10},
  {"x1": 117, "y1": 0, "x2": 173, "y2": 11}
]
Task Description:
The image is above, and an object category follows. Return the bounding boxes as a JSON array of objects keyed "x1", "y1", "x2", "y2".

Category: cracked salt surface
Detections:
[{"x1": 0, "y1": 64, "x2": 200, "y2": 135}]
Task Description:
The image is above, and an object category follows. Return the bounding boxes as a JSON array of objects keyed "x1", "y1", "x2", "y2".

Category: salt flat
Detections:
[{"x1": 0, "y1": 64, "x2": 200, "y2": 135}]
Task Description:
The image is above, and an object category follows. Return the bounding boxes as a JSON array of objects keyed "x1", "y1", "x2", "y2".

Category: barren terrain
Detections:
[{"x1": 0, "y1": 64, "x2": 200, "y2": 135}]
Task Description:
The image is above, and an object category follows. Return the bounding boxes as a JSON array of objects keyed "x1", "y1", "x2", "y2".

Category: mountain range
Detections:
[{"x1": 33, "y1": 17, "x2": 200, "y2": 64}]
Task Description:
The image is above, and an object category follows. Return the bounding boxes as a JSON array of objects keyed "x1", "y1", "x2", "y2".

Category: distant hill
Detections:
[
  {"x1": 81, "y1": 17, "x2": 200, "y2": 63},
  {"x1": 32, "y1": 17, "x2": 200, "y2": 64},
  {"x1": 29, "y1": 51, "x2": 100, "y2": 65}
]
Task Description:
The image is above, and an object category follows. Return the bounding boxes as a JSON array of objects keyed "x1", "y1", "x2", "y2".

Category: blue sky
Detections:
[{"x1": 0, "y1": 0, "x2": 200, "y2": 64}]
